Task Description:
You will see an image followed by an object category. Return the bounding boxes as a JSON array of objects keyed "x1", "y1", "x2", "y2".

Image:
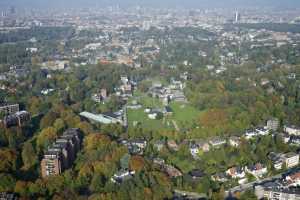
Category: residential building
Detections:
[
  {"x1": 101, "y1": 89, "x2": 108, "y2": 99},
  {"x1": 256, "y1": 127, "x2": 269, "y2": 136},
  {"x1": 0, "y1": 192, "x2": 18, "y2": 200},
  {"x1": 130, "y1": 139, "x2": 147, "y2": 149},
  {"x1": 268, "y1": 152, "x2": 284, "y2": 170},
  {"x1": 41, "y1": 150, "x2": 62, "y2": 178},
  {"x1": 91, "y1": 93, "x2": 102, "y2": 103},
  {"x1": 284, "y1": 125, "x2": 300, "y2": 136},
  {"x1": 190, "y1": 143, "x2": 200, "y2": 157},
  {"x1": 154, "y1": 140, "x2": 165, "y2": 151},
  {"x1": 0, "y1": 103, "x2": 19, "y2": 116},
  {"x1": 189, "y1": 141, "x2": 210, "y2": 157},
  {"x1": 3, "y1": 111, "x2": 31, "y2": 128},
  {"x1": 229, "y1": 136, "x2": 241, "y2": 147},
  {"x1": 41, "y1": 128, "x2": 82, "y2": 178},
  {"x1": 267, "y1": 118, "x2": 280, "y2": 131},
  {"x1": 164, "y1": 164, "x2": 182, "y2": 178},
  {"x1": 245, "y1": 163, "x2": 268, "y2": 178},
  {"x1": 285, "y1": 171, "x2": 300, "y2": 187},
  {"x1": 211, "y1": 173, "x2": 229, "y2": 182},
  {"x1": 167, "y1": 140, "x2": 179, "y2": 151},
  {"x1": 284, "y1": 152, "x2": 299, "y2": 168},
  {"x1": 245, "y1": 129, "x2": 257, "y2": 139},
  {"x1": 226, "y1": 166, "x2": 245, "y2": 179},
  {"x1": 188, "y1": 169, "x2": 205, "y2": 180},
  {"x1": 111, "y1": 170, "x2": 135, "y2": 183},
  {"x1": 255, "y1": 184, "x2": 300, "y2": 200},
  {"x1": 209, "y1": 138, "x2": 226, "y2": 148}
]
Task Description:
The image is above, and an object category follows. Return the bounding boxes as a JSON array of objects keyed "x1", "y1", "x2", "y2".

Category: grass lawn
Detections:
[
  {"x1": 168, "y1": 102, "x2": 202, "y2": 129},
  {"x1": 127, "y1": 108, "x2": 174, "y2": 131},
  {"x1": 127, "y1": 94, "x2": 202, "y2": 131}
]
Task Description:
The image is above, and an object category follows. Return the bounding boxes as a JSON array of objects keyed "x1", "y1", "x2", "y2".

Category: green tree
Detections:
[
  {"x1": 0, "y1": 173, "x2": 16, "y2": 192},
  {"x1": 22, "y1": 142, "x2": 38, "y2": 170}
]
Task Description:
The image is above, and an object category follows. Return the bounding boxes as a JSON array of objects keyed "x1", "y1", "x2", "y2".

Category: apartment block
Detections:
[{"x1": 41, "y1": 128, "x2": 82, "y2": 178}]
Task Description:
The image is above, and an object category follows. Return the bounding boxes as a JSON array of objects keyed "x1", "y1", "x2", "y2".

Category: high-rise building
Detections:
[
  {"x1": 41, "y1": 150, "x2": 62, "y2": 178},
  {"x1": 235, "y1": 11, "x2": 241, "y2": 23},
  {"x1": 41, "y1": 128, "x2": 82, "y2": 178},
  {"x1": 9, "y1": 6, "x2": 16, "y2": 15},
  {"x1": 267, "y1": 118, "x2": 280, "y2": 131}
]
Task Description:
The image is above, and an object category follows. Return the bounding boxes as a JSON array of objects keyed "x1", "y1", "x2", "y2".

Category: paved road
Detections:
[{"x1": 225, "y1": 167, "x2": 300, "y2": 196}]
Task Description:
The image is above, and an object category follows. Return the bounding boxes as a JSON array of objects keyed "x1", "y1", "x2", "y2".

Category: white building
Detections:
[
  {"x1": 267, "y1": 118, "x2": 279, "y2": 131},
  {"x1": 245, "y1": 163, "x2": 268, "y2": 178},
  {"x1": 229, "y1": 136, "x2": 241, "y2": 147},
  {"x1": 284, "y1": 125, "x2": 300, "y2": 136},
  {"x1": 284, "y1": 153, "x2": 299, "y2": 168}
]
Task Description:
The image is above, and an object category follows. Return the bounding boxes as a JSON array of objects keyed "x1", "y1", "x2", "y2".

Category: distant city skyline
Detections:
[{"x1": 1, "y1": 0, "x2": 300, "y2": 10}]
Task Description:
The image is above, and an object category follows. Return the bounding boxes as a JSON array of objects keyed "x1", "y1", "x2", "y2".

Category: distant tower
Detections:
[
  {"x1": 235, "y1": 11, "x2": 241, "y2": 23},
  {"x1": 9, "y1": 6, "x2": 16, "y2": 15}
]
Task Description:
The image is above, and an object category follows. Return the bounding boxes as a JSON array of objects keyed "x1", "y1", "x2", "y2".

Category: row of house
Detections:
[
  {"x1": 212, "y1": 163, "x2": 268, "y2": 185},
  {"x1": 153, "y1": 158, "x2": 183, "y2": 178},
  {"x1": 0, "y1": 65, "x2": 29, "y2": 81},
  {"x1": 41, "y1": 128, "x2": 82, "y2": 178},
  {"x1": 212, "y1": 152, "x2": 299, "y2": 185},
  {"x1": 189, "y1": 137, "x2": 232, "y2": 158},
  {"x1": 268, "y1": 152, "x2": 300, "y2": 170},
  {"x1": 255, "y1": 170, "x2": 300, "y2": 200},
  {"x1": 189, "y1": 119, "x2": 281, "y2": 158}
]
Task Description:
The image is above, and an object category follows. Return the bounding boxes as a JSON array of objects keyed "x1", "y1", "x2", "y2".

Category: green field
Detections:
[{"x1": 127, "y1": 95, "x2": 202, "y2": 132}]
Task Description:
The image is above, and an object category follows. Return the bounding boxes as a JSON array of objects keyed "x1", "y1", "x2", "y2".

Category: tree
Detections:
[
  {"x1": 89, "y1": 173, "x2": 106, "y2": 193},
  {"x1": 40, "y1": 111, "x2": 59, "y2": 129},
  {"x1": 22, "y1": 142, "x2": 38, "y2": 170},
  {"x1": 0, "y1": 149, "x2": 18, "y2": 172},
  {"x1": 0, "y1": 173, "x2": 16, "y2": 192},
  {"x1": 239, "y1": 190, "x2": 257, "y2": 200},
  {"x1": 36, "y1": 127, "x2": 58, "y2": 152},
  {"x1": 129, "y1": 156, "x2": 145, "y2": 172},
  {"x1": 14, "y1": 181, "x2": 29, "y2": 197}
]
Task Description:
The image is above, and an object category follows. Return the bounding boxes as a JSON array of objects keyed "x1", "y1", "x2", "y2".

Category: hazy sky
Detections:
[{"x1": 1, "y1": 0, "x2": 300, "y2": 9}]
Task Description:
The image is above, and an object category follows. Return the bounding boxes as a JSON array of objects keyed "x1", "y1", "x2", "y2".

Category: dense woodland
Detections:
[{"x1": 0, "y1": 25, "x2": 300, "y2": 199}]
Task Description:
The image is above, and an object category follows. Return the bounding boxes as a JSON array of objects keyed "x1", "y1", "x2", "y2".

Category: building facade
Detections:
[{"x1": 41, "y1": 128, "x2": 82, "y2": 178}]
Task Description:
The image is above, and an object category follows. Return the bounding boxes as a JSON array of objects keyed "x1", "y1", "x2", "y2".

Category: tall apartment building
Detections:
[
  {"x1": 267, "y1": 118, "x2": 280, "y2": 131},
  {"x1": 41, "y1": 151, "x2": 62, "y2": 178},
  {"x1": 0, "y1": 103, "x2": 19, "y2": 116},
  {"x1": 41, "y1": 128, "x2": 82, "y2": 178}
]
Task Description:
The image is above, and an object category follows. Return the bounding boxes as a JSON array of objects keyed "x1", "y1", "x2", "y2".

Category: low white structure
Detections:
[
  {"x1": 80, "y1": 110, "x2": 126, "y2": 126},
  {"x1": 284, "y1": 152, "x2": 299, "y2": 168},
  {"x1": 284, "y1": 125, "x2": 300, "y2": 136}
]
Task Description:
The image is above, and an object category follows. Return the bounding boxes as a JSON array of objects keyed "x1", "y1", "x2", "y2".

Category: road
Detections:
[{"x1": 225, "y1": 167, "x2": 300, "y2": 196}]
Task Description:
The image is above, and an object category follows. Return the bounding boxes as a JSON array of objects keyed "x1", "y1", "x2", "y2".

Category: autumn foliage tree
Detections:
[{"x1": 129, "y1": 156, "x2": 145, "y2": 172}]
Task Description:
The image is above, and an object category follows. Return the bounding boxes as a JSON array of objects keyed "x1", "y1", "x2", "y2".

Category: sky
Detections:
[{"x1": 1, "y1": 0, "x2": 300, "y2": 10}]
